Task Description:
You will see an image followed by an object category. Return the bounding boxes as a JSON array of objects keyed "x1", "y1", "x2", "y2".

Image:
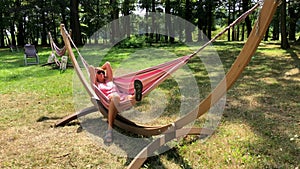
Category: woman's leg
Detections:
[
  {"x1": 104, "y1": 94, "x2": 120, "y2": 143},
  {"x1": 107, "y1": 95, "x2": 120, "y2": 130}
]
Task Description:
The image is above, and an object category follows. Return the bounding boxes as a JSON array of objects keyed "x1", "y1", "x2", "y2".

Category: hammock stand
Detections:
[
  {"x1": 56, "y1": 0, "x2": 279, "y2": 168},
  {"x1": 43, "y1": 32, "x2": 70, "y2": 70}
]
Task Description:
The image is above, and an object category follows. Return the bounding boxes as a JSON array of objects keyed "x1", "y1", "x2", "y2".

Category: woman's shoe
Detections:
[
  {"x1": 134, "y1": 80, "x2": 143, "y2": 101},
  {"x1": 104, "y1": 130, "x2": 113, "y2": 143}
]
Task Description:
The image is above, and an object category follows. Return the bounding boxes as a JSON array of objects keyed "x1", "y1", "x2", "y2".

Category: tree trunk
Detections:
[
  {"x1": 165, "y1": 0, "x2": 171, "y2": 43},
  {"x1": 0, "y1": 10, "x2": 4, "y2": 47},
  {"x1": 264, "y1": 27, "x2": 269, "y2": 41},
  {"x1": 4, "y1": 30, "x2": 11, "y2": 47},
  {"x1": 236, "y1": 2, "x2": 241, "y2": 41},
  {"x1": 231, "y1": 0, "x2": 236, "y2": 41},
  {"x1": 150, "y1": 0, "x2": 156, "y2": 43},
  {"x1": 207, "y1": 1, "x2": 213, "y2": 40},
  {"x1": 197, "y1": 1, "x2": 204, "y2": 42},
  {"x1": 123, "y1": 0, "x2": 131, "y2": 38},
  {"x1": 280, "y1": 0, "x2": 290, "y2": 49},
  {"x1": 59, "y1": 1, "x2": 68, "y2": 29},
  {"x1": 227, "y1": 1, "x2": 231, "y2": 41},
  {"x1": 145, "y1": 6, "x2": 149, "y2": 38},
  {"x1": 272, "y1": 10, "x2": 280, "y2": 40},
  {"x1": 242, "y1": 0, "x2": 252, "y2": 37},
  {"x1": 17, "y1": 18, "x2": 25, "y2": 46},
  {"x1": 185, "y1": 0, "x2": 192, "y2": 42},
  {"x1": 288, "y1": 0, "x2": 297, "y2": 41},
  {"x1": 15, "y1": 0, "x2": 24, "y2": 46},
  {"x1": 241, "y1": 23, "x2": 245, "y2": 41},
  {"x1": 10, "y1": 23, "x2": 16, "y2": 47},
  {"x1": 41, "y1": 1, "x2": 47, "y2": 46},
  {"x1": 70, "y1": 0, "x2": 82, "y2": 46}
]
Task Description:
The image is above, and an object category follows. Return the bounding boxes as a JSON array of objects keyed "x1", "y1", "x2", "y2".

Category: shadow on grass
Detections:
[
  {"x1": 287, "y1": 48, "x2": 300, "y2": 68},
  {"x1": 36, "y1": 116, "x2": 62, "y2": 122},
  {"x1": 139, "y1": 147, "x2": 194, "y2": 169},
  {"x1": 221, "y1": 44, "x2": 300, "y2": 167},
  {"x1": 73, "y1": 109, "x2": 197, "y2": 168}
]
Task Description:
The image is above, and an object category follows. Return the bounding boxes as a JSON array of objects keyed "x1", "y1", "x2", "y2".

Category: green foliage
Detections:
[
  {"x1": 0, "y1": 0, "x2": 299, "y2": 49},
  {"x1": 114, "y1": 35, "x2": 146, "y2": 48}
]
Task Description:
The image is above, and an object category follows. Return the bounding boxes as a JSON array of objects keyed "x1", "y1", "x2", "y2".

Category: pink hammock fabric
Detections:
[
  {"x1": 52, "y1": 42, "x2": 67, "y2": 56},
  {"x1": 92, "y1": 55, "x2": 192, "y2": 111},
  {"x1": 49, "y1": 32, "x2": 67, "y2": 57}
]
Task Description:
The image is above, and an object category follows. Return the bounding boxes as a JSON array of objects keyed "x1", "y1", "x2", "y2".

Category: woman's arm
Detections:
[
  {"x1": 101, "y1": 61, "x2": 113, "y2": 82},
  {"x1": 88, "y1": 65, "x2": 97, "y2": 89}
]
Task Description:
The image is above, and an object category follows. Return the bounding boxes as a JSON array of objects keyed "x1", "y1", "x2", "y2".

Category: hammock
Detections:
[
  {"x1": 57, "y1": 1, "x2": 279, "y2": 168},
  {"x1": 92, "y1": 55, "x2": 191, "y2": 110},
  {"x1": 70, "y1": 2, "x2": 261, "y2": 111},
  {"x1": 44, "y1": 32, "x2": 68, "y2": 68},
  {"x1": 49, "y1": 32, "x2": 67, "y2": 57}
]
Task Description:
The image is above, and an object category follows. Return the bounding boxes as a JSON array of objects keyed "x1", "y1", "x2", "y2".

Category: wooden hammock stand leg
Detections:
[
  {"x1": 54, "y1": 105, "x2": 98, "y2": 127},
  {"x1": 127, "y1": 127, "x2": 214, "y2": 169},
  {"x1": 54, "y1": 97, "x2": 117, "y2": 127}
]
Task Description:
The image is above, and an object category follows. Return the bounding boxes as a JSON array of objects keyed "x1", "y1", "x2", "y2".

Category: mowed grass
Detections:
[{"x1": 0, "y1": 41, "x2": 299, "y2": 168}]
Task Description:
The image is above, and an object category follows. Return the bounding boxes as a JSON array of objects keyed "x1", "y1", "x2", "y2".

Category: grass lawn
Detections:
[{"x1": 0, "y1": 41, "x2": 299, "y2": 168}]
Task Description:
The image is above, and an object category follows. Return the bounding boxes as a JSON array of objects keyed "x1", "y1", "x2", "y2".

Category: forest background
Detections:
[{"x1": 0, "y1": 0, "x2": 299, "y2": 50}]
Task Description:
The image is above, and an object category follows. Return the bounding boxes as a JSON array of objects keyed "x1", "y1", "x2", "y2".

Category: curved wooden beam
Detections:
[
  {"x1": 174, "y1": 0, "x2": 280, "y2": 129},
  {"x1": 54, "y1": 106, "x2": 98, "y2": 127},
  {"x1": 127, "y1": 128, "x2": 214, "y2": 169}
]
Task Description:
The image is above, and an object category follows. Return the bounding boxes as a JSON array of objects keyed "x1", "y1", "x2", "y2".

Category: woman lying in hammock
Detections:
[{"x1": 89, "y1": 62, "x2": 143, "y2": 143}]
